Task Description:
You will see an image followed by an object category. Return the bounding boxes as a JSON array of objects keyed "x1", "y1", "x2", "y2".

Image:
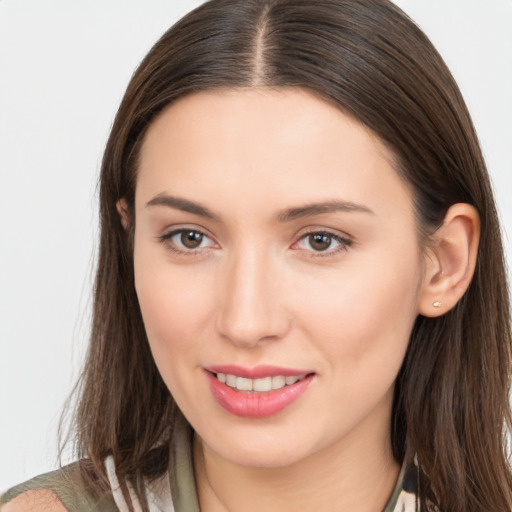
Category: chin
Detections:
[
  {"x1": 196, "y1": 421, "x2": 324, "y2": 469},
  {"x1": 219, "y1": 442, "x2": 307, "y2": 469}
]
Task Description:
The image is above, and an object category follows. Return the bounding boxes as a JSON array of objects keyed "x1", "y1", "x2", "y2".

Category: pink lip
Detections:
[
  {"x1": 206, "y1": 364, "x2": 312, "y2": 379},
  {"x1": 205, "y1": 367, "x2": 315, "y2": 418}
]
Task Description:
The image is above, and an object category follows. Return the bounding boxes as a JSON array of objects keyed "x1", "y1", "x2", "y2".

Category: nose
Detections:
[{"x1": 215, "y1": 246, "x2": 291, "y2": 348}]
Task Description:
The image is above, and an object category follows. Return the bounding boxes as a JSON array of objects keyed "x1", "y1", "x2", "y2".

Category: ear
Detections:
[
  {"x1": 116, "y1": 198, "x2": 131, "y2": 230},
  {"x1": 418, "y1": 203, "x2": 480, "y2": 318}
]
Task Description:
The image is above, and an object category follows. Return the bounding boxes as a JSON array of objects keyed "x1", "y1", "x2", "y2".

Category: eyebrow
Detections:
[
  {"x1": 146, "y1": 195, "x2": 221, "y2": 221},
  {"x1": 145, "y1": 194, "x2": 374, "y2": 222},
  {"x1": 275, "y1": 200, "x2": 374, "y2": 222}
]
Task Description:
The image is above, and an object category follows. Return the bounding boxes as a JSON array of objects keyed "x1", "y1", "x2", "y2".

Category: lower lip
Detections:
[{"x1": 206, "y1": 372, "x2": 314, "y2": 418}]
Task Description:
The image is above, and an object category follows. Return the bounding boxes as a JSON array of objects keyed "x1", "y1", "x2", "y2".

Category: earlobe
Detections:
[
  {"x1": 418, "y1": 203, "x2": 480, "y2": 318},
  {"x1": 116, "y1": 199, "x2": 131, "y2": 230}
]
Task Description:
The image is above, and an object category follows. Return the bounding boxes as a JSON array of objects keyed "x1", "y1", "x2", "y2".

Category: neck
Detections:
[{"x1": 193, "y1": 414, "x2": 400, "y2": 512}]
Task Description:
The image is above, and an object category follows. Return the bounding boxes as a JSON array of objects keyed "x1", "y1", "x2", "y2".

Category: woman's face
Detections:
[{"x1": 133, "y1": 88, "x2": 426, "y2": 468}]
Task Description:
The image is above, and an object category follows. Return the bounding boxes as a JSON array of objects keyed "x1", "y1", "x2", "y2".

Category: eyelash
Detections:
[
  {"x1": 158, "y1": 228, "x2": 352, "y2": 257},
  {"x1": 158, "y1": 228, "x2": 217, "y2": 255},
  {"x1": 293, "y1": 229, "x2": 352, "y2": 257}
]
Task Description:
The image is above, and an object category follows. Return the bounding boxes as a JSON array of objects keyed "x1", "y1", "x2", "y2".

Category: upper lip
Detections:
[{"x1": 205, "y1": 364, "x2": 314, "y2": 379}]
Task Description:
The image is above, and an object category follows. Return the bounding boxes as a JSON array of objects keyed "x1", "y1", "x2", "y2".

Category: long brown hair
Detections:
[{"x1": 64, "y1": 0, "x2": 512, "y2": 510}]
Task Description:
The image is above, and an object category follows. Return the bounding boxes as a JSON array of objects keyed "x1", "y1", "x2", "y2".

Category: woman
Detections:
[{"x1": 2, "y1": 0, "x2": 511, "y2": 510}]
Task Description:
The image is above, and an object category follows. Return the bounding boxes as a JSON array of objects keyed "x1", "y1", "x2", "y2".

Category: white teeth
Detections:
[
  {"x1": 216, "y1": 373, "x2": 307, "y2": 392},
  {"x1": 226, "y1": 374, "x2": 237, "y2": 387},
  {"x1": 237, "y1": 377, "x2": 253, "y2": 391},
  {"x1": 253, "y1": 377, "x2": 272, "y2": 392},
  {"x1": 272, "y1": 375, "x2": 286, "y2": 390}
]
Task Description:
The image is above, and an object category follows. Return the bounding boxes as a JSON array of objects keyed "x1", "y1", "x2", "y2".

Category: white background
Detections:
[{"x1": 1, "y1": 0, "x2": 511, "y2": 493}]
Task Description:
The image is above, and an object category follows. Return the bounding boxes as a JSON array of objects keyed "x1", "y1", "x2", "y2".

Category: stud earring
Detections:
[{"x1": 433, "y1": 301, "x2": 442, "y2": 308}]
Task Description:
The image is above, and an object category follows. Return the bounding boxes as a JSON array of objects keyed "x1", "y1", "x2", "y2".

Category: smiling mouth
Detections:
[
  {"x1": 214, "y1": 373, "x2": 308, "y2": 393},
  {"x1": 206, "y1": 368, "x2": 315, "y2": 417}
]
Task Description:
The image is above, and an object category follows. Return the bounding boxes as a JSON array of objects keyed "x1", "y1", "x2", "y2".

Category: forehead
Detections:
[
  {"x1": 139, "y1": 87, "x2": 394, "y2": 167},
  {"x1": 136, "y1": 87, "x2": 411, "y2": 221}
]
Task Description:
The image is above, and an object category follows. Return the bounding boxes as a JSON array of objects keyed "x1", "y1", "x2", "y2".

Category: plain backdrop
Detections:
[{"x1": 1, "y1": 0, "x2": 511, "y2": 493}]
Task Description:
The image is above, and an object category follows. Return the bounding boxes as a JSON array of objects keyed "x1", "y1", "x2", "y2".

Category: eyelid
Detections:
[
  {"x1": 157, "y1": 225, "x2": 353, "y2": 257},
  {"x1": 158, "y1": 226, "x2": 218, "y2": 255},
  {"x1": 291, "y1": 228, "x2": 353, "y2": 256}
]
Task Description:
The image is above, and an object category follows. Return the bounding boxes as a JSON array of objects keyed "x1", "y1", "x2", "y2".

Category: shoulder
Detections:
[
  {"x1": 1, "y1": 489, "x2": 66, "y2": 511},
  {"x1": 0, "y1": 462, "x2": 118, "y2": 512}
]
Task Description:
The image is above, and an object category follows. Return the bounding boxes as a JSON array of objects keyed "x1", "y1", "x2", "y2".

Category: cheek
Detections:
[
  {"x1": 296, "y1": 245, "x2": 422, "y2": 381},
  {"x1": 133, "y1": 243, "x2": 215, "y2": 361},
  {"x1": 133, "y1": 253, "x2": 217, "y2": 414}
]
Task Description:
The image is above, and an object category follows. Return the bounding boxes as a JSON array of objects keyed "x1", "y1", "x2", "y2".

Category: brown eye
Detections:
[
  {"x1": 160, "y1": 228, "x2": 216, "y2": 254},
  {"x1": 308, "y1": 233, "x2": 333, "y2": 251},
  {"x1": 295, "y1": 231, "x2": 351, "y2": 255},
  {"x1": 180, "y1": 230, "x2": 203, "y2": 249}
]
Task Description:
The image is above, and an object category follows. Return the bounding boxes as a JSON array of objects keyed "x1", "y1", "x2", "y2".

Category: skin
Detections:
[
  {"x1": 2, "y1": 490, "x2": 66, "y2": 512},
  {"x1": 128, "y1": 88, "x2": 479, "y2": 512}
]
